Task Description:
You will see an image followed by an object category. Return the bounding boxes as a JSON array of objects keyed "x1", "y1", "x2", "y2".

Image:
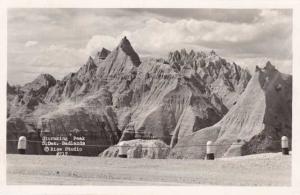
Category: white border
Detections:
[{"x1": 1, "y1": 0, "x2": 300, "y2": 194}]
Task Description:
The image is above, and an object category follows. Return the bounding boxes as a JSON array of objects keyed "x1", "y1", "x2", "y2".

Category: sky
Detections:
[{"x1": 7, "y1": 8, "x2": 292, "y2": 85}]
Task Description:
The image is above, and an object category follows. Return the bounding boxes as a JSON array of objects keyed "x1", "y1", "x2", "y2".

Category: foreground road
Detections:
[{"x1": 6, "y1": 153, "x2": 291, "y2": 185}]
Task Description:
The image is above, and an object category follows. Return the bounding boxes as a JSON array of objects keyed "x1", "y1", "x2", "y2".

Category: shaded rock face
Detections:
[
  {"x1": 118, "y1": 36, "x2": 141, "y2": 67},
  {"x1": 7, "y1": 37, "x2": 251, "y2": 156},
  {"x1": 101, "y1": 139, "x2": 170, "y2": 159},
  {"x1": 94, "y1": 48, "x2": 111, "y2": 65},
  {"x1": 38, "y1": 106, "x2": 121, "y2": 156},
  {"x1": 168, "y1": 49, "x2": 251, "y2": 109},
  {"x1": 7, "y1": 83, "x2": 16, "y2": 95},
  {"x1": 7, "y1": 117, "x2": 44, "y2": 154},
  {"x1": 170, "y1": 62, "x2": 292, "y2": 158}
]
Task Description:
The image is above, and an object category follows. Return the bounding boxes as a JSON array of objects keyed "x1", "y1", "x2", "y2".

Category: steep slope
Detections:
[{"x1": 170, "y1": 62, "x2": 292, "y2": 158}]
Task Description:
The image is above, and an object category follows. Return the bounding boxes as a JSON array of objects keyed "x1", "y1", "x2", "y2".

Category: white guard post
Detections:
[
  {"x1": 118, "y1": 141, "x2": 129, "y2": 158},
  {"x1": 17, "y1": 136, "x2": 27, "y2": 154},
  {"x1": 281, "y1": 136, "x2": 289, "y2": 155},
  {"x1": 206, "y1": 141, "x2": 215, "y2": 160}
]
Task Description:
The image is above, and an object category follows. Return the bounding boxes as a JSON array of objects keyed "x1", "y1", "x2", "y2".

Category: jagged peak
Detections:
[
  {"x1": 77, "y1": 56, "x2": 96, "y2": 75},
  {"x1": 180, "y1": 48, "x2": 188, "y2": 56},
  {"x1": 88, "y1": 56, "x2": 93, "y2": 62},
  {"x1": 22, "y1": 73, "x2": 56, "y2": 91},
  {"x1": 119, "y1": 36, "x2": 130, "y2": 47},
  {"x1": 36, "y1": 73, "x2": 56, "y2": 82},
  {"x1": 7, "y1": 82, "x2": 16, "y2": 94},
  {"x1": 116, "y1": 36, "x2": 141, "y2": 66},
  {"x1": 263, "y1": 61, "x2": 277, "y2": 72},
  {"x1": 255, "y1": 61, "x2": 277, "y2": 74},
  {"x1": 255, "y1": 65, "x2": 262, "y2": 72},
  {"x1": 168, "y1": 49, "x2": 221, "y2": 66},
  {"x1": 96, "y1": 48, "x2": 111, "y2": 60},
  {"x1": 210, "y1": 50, "x2": 217, "y2": 56},
  {"x1": 86, "y1": 56, "x2": 96, "y2": 68},
  {"x1": 189, "y1": 49, "x2": 196, "y2": 56},
  {"x1": 169, "y1": 49, "x2": 217, "y2": 60}
]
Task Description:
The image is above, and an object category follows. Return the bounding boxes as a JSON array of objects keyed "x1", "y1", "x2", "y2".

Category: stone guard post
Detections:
[
  {"x1": 206, "y1": 141, "x2": 215, "y2": 160},
  {"x1": 281, "y1": 136, "x2": 289, "y2": 155},
  {"x1": 17, "y1": 136, "x2": 27, "y2": 154},
  {"x1": 118, "y1": 141, "x2": 128, "y2": 158}
]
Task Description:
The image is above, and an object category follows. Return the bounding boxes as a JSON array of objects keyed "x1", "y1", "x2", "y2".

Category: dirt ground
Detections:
[{"x1": 6, "y1": 153, "x2": 291, "y2": 186}]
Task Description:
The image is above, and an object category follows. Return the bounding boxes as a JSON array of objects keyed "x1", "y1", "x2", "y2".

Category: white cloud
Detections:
[
  {"x1": 81, "y1": 9, "x2": 291, "y2": 60},
  {"x1": 24, "y1": 41, "x2": 38, "y2": 47}
]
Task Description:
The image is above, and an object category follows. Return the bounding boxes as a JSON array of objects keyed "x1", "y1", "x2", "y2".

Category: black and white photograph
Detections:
[{"x1": 1, "y1": 1, "x2": 300, "y2": 193}]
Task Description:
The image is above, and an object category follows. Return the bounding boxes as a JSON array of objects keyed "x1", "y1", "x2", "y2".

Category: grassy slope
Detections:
[{"x1": 6, "y1": 153, "x2": 291, "y2": 186}]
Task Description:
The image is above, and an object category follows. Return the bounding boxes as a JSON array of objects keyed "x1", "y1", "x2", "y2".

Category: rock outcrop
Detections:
[
  {"x1": 101, "y1": 139, "x2": 170, "y2": 159},
  {"x1": 168, "y1": 49, "x2": 251, "y2": 109},
  {"x1": 93, "y1": 48, "x2": 111, "y2": 66},
  {"x1": 7, "y1": 74, "x2": 57, "y2": 118},
  {"x1": 170, "y1": 62, "x2": 292, "y2": 158},
  {"x1": 7, "y1": 83, "x2": 16, "y2": 95},
  {"x1": 96, "y1": 36, "x2": 141, "y2": 79}
]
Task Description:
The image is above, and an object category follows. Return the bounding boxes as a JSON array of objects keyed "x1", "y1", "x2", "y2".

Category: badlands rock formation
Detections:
[
  {"x1": 169, "y1": 62, "x2": 292, "y2": 158},
  {"x1": 7, "y1": 36, "x2": 264, "y2": 157},
  {"x1": 101, "y1": 139, "x2": 170, "y2": 159}
]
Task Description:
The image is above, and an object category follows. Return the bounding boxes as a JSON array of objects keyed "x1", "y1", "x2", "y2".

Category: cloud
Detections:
[
  {"x1": 84, "y1": 35, "x2": 119, "y2": 56},
  {"x1": 127, "y1": 9, "x2": 261, "y2": 23},
  {"x1": 77, "y1": 9, "x2": 291, "y2": 75},
  {"x1": 101, "y1": 9, "x2": 291, "y2": 61},
  {"x1": 8, "y1": 9, "x2": 293, "y2": 85},
  {"x1": 24, "y1": 41, "x2": 38, "y2": 47}
]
